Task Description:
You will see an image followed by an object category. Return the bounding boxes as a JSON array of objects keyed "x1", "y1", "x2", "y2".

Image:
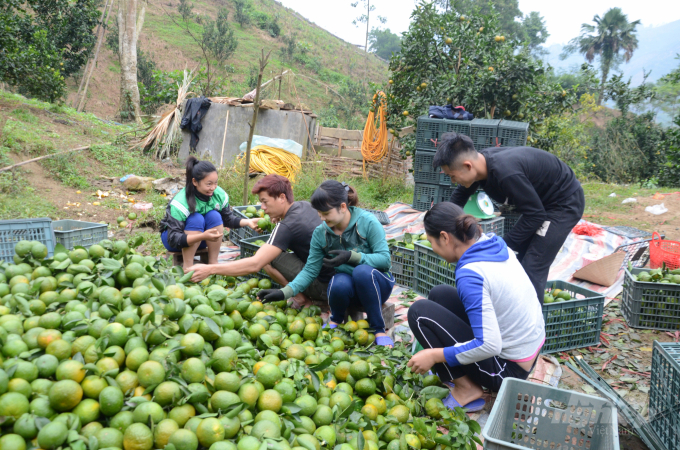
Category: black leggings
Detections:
[{"x1": 407, "y1": 285, "x2": 533, "y2": 392}]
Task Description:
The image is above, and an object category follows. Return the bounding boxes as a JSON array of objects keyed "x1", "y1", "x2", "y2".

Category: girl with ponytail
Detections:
[
  {"x1": 406, "y1": 202, "x2": 545, "y2": 412},
  {"x1": 159, "y1": 156, "x2": 260, "y2": 269},
  {"x1": 257, "y1": 180, "x2": 395, "y2": 346}
]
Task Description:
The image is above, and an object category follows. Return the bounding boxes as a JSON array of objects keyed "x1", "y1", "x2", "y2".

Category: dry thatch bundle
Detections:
[{"x1": 131, "y1": 68, "x2": 196, "y2": 159}]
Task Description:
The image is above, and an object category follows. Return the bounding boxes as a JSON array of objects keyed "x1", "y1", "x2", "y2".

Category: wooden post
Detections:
[
  {"x1": 337, "y1": 138, "x2": 343, "y2": 157},
  {"x1": 243, "y1": 49, "x2": 271, "y2": 205},
  {"x1": 278, "y1": 68, "x2": 283, "y2": 100},
  {"x1": 219, "y1": 110, "x2": 230, "y2": 170}
]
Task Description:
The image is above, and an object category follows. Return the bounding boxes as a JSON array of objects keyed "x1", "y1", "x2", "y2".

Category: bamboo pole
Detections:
[
  {"x1": 0, "y1": 146, "x2": 93, "y2": 172},
  {"x1": 243, "y1": 49, "x2": 271, "y2": 205},
  {"x1": 219, "y1": 110, "x2": 230, "y2": 169}
]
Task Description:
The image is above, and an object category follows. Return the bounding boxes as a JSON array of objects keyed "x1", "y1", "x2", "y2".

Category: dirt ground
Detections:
[{"x1": 588, "y1": 191, "x2": 680, "y2": 242}]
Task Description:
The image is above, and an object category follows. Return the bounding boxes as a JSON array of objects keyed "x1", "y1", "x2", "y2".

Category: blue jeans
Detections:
[
  {"x1": 327, "y1": 264, "x2": 395, "y2": 334},
  {"x1": 161, "y1": 210, "x2": 223, "y2": 252}
]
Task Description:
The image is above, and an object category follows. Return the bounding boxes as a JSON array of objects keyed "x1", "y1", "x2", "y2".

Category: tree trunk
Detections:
[
  {"x1": 118, "y1": 0, "x2": 146, "y2": 124},
  {"x1": 597, "y1": 62, "x2": 610, "y2": 106},
  {"x1": 77, "y1": 0, "x2": 114, "y2": 112}
]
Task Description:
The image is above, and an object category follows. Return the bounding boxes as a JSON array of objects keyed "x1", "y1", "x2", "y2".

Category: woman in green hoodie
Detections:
[{"x1": 258, "y1": 180, "x2": 395, "y2": 346}]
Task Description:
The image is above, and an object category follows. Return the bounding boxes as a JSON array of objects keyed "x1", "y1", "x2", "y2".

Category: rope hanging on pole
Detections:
[{"x1": 360, "y1": 91, "x2": 390, "y2": 163}]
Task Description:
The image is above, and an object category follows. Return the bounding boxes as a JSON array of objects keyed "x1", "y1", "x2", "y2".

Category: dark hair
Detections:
[
  {"x1": 310, "y1": 180, "x2": 359, "y2": 212},
  {"x1": 432, "y1": 132, "x2": 477, "y2": 169},
  {"x1": 252, "y1": 174, "x2": 294, "y2": 203},
  {"x1": 424, "y1": 202, "x2": 481, "y2": 243},
  {"x1": 185, "y1": 156, "x2": 217, "y2": 213}
]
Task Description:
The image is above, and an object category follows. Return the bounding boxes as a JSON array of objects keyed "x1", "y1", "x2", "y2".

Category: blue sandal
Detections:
[
  {"x1": 375, "y1": 335, "x2": 394, "y2": 346},
  {"x1": 443, "y1": 393, "x2": 485, "y2": 412},
  {"x1": 323, "y1": 322, "x2": 338, "y2": 329}
]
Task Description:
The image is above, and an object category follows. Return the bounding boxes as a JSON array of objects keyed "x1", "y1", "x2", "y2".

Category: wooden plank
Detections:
[
  {"x1": 317, "y1": 146, "x2": 364, "y2": 161},
  {"x1": 399, "y1": 126, "x2": 414, "y2": 137},
  {"x1": 318, "y1": 126, "x2": 363, "y2": 140}
]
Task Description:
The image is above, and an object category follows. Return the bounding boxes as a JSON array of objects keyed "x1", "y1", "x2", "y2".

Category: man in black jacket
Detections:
[{"x1": 433, "y1": 133, "x2": 585, "y2": 304}]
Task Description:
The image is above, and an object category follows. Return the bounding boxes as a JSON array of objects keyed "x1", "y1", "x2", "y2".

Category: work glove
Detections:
[
  {"x1": 323, "y1": 250, "x2": 358, "y2": 268},
  {"x1": 257, "y1": 289, "x2": 285, "y2": 303}
]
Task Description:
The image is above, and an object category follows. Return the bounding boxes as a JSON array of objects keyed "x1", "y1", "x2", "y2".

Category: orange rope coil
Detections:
[{"x1": 361, "y1": 91, "x2": 390, "y2": 163}]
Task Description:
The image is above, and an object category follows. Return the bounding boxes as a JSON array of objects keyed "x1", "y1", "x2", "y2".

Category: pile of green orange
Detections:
[{"x1": 0, "y1": 239, "x2": 480, "y2": 450}]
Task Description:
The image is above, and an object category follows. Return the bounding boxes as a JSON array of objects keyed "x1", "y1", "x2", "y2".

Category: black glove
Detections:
[
  {"x1": 322, "y1": 250, "x2": 353, "y2": 268},
  {"x1": 257, "y1": 289, "x2": 285, "y2": 303}
]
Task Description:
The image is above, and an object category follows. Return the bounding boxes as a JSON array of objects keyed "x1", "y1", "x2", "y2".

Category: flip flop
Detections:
[
  {"x1": 443, "y1": 381, "x2": 455, "y2": 390},
  {"x1": 323, "y1": 322, "x2": 338, "y2": 329},
  {"x1": 375, "y1": 335, "x2": 394, "y2": 346},
  {"x1": 443, "y1": 393, "x2": 485, "y2": 412}
]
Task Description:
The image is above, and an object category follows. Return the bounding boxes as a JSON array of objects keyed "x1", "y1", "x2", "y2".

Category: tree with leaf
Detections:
[
  {"x1": 381, "y1": 3, "x2": 575, "y2": 157},
  {"x1": 368, "y1": 28, "x2": 401, "y2": 60},
  {"x1": 232, "y1": 0, "x2": 251, "y2": 28},
  {"x1": 561, "y1": 7, "x2": 640, "y2": 106},
  {"x1": 0, "y1": 0, "x2": 99, "y2": 102},
  {"x1": 351, "y1": 0, "x2": 386, "y2": 53},
  {"x1": 164, "y1": 0, "x2": 238, "y2": 96}
]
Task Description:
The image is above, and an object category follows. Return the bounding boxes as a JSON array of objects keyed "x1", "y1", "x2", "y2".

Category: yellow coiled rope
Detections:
[
  {"x1": 361, "y1": 91, "x2": 390, "y2": 163},
  {"x1": 238, "y1": 145, "x2": 302, "y2": 182}
]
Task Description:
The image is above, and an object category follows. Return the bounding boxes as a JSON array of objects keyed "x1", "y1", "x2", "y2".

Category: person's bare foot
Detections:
[{"x1": 450, "y1": 376, "x2": 484, "y2": 406}]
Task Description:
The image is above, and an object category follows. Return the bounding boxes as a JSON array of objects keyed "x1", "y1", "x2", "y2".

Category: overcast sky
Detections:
[{"x1": 277, "y1": 0, "x2": 680, "y2": 47}]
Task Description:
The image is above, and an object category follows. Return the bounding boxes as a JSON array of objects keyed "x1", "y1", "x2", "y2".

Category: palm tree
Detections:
[{"x1": 561, "y1": 8, "x2": 640, "y2": 105}]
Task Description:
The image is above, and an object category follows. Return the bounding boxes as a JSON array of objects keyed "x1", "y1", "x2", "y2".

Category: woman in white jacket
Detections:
[{"x1": 407, "y1": 202, "x2": 545, "y2": 411}]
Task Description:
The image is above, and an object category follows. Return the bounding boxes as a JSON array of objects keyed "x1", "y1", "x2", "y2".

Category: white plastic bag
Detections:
[
  {"x1": 622, "y1": 198, "x2": 637, "y2": 204},
  {"x1": 239, "y1": 135, "x2": 303, "y2": 158},
  {"x1": 645, "y1": 203, "x2": 668, "y2": 215},
  {"x1": 608, "y1": 193, "x2": 617, "y2": 197}
]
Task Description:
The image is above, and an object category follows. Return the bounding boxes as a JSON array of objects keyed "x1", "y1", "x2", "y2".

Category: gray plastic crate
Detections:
[
  {"x1": 414, "y1": 241, "x2": 456, "y2": 297},
  {"x1": 52, "y1": 220, "x2": 108, "y2": 250},
  {"x1": 498, "y1": 120, "x2": 529, "y2": 147},
  {"x1": 416, "y1": 116, "x2": 471, "y2": 151},
  {"x1": 470, "y1": 119, "x2": 500, "y2": 150},
  {"x1": 239, "y1": 234, "x2": 280, "y2": 288},
  {"x1": 413, "y1": 150, "x2": 452, "y2": 186},
  {"x1": 649, "y1": 341, "x2": 680, "y2": 450},
  {"x1": 542, "y1": 281, "x2": 605, "y2": 354},
  {"x1": 0, "y1": 218, "x2": 55, "y2": 262},
  {"x1": 390, "y1": 244, "x2": 415, "y2": 288},
  {"x1": 480, "y1": 217, "x2": 505, "y2": 237},
  {"x1": 483, "y1": 378, "x2": 619, "y2": 450},
  {"x1": 621, "y1": 267, "x2": 680, "y2": 331}
]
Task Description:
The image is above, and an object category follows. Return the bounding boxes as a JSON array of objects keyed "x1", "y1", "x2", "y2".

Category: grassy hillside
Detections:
[{"x1": 68, "y1": 0, "x2": 389, "y2": 121}]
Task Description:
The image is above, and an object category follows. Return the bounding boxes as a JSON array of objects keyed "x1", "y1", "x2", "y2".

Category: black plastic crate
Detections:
[
  {"x1": 239, "y1": 235, "x2": 280, "y2": 289},
  {"x1": 621, "y1": 267, "x2": 680, "y2": 331},
  {"x1": 479, "y1": 217, "x2": 505, "y2": 237},
  {"x1": 413, "y1": 183, "x2": 439, "y2": 212},
  {"x1": 438, "y1": 184, "x2": 456, "y2": 204},
  {"x1": 365, "y1": 209, "x2": 390, "y2": 225},
  {"x1": 501, "y1": 212, "x2": 521, "y2": 234},
  {"x1": 497, "y1": 120, "x2": 529, "y2": 147},
  {"x1": 604, "y1": 226, "x2": 653, "y2": 239},
  {"x1": 416, "y1": 116, "x2": 471, "y2": 151},
  {"x1": 413, "y1": 150, "x2": 451, "y2": 186},
  {"x1": 649, "y1": 341, "x2": 680, "y2": 450},
  {"x1": 470, "y1": 119, "x2": 500, "y2": 150},
  {"x1": 414, "y1": 241, "x2": 456, "y2": 297},
  {"x1": 542, "y1": 281, "x2": 605, "y2": 354},
  {"x1": 390, "y1": 244, "x2": 415, "y2": 288},
  {"x1": 229, "y1": 205, "x2": 264, "y2": 246}
]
